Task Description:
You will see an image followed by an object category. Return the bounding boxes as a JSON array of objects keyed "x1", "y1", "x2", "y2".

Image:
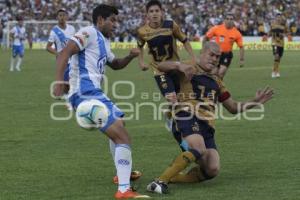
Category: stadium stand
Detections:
[{"x1": 0, "y1": 0, "x2": 299, "y2": 44}]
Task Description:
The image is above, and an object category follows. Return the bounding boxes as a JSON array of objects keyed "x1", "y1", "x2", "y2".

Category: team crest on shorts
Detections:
[
  {"x1": 192, "y1": 122, "x2": 200, "y2": 132},
  {"x1": 161, "y1": 83, "x2": 168, "y2": 89}
]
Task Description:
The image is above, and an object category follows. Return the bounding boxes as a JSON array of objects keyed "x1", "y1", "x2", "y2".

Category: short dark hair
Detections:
[
  {"x1": 92, "y1": 4, "x2": 119, "y2": 25},
  {"x1": 146, "y1": 0, "x2": 162, "y2": 12},
  {"x1": 57, "y1": 9, "x2": 67, "y2": 15},
  {"x1": 16, "y1": 16, "x2": 23, "y2": 21}
]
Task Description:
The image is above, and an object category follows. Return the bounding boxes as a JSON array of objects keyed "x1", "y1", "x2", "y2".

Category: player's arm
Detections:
[
  {"x1": 137, "y1": 45, "x2": 148, "y2": 71},
  {"x1": 47, "y1": 31, "x2": 58, "y2": 56},
  {"x1": 107, "y1": 48, "x2": 140, "y2": 70},
  {"x1": 54, "y1": 40, "x2": 79, "y2": 97},
  {"x1": 157, "y1": 61, "x2": 195, "y2": 80},
  {"x1": 236, "y1": 32, "x2": 245, "y2": 67},
  {"x1": 136, "y1": 30, "x2": 148, "y2": 71},
  {"x1": 284, "y1": 24, "x2": 290, "y2": 37},
  {"x1": 239, "y1": 46, "x2": 245, "y2": 67},
  {"x1": 173, "y1": 21, "x2": 196, "y2": 63},
  {"x1": 222, "y1": 87, "x2": 274, "y2": 114},
  {"x1": 9, "y1": 31, "x2": 15, "y2": 46},
  {"x1": 46, "y1": 41, "x2": 58, "y2": 56}
]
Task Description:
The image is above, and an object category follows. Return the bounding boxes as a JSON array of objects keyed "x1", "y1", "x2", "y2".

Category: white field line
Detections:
[{"x1": 231, "y1": 65, "x2": 298, "y2": 71}]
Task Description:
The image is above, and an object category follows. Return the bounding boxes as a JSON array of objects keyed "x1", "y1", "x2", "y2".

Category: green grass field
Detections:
[{"x1": 0, "y1": 49, "x2": 299, "y2": 200}]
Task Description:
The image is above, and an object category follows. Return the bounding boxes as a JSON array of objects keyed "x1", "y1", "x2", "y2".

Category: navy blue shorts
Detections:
[
  {"x1": 154, "y1": 71, "x2": 179, "y2": 97},
  {"x1": 175, "y1": 111, "x2": 217, "y2": 150},
  {"x1": 272, "y1": 45, "x2": 284, "y2": 58},
  {"x1": 219, "y1": 52, "x2": 233, "y2": 67}
]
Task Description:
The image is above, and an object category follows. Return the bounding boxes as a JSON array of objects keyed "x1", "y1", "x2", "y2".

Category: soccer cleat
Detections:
[
  {"x1": 115, "y1": 189, "x2": 150, "y2": 199},
  {"x1": 146, "y1": 180, "x2": 168, "y2": 194},
  {"x1": 271, "y1": 72, "x2": 276, "y2": 78},
  {"x1": 275, "y1": 72, "x2": 280, "y2": 78},
  {"x1": 113, "y1": 170, "x2": 142, "y2": 184}
]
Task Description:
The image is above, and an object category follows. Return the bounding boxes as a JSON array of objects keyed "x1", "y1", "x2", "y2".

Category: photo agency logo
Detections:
[{"x1": 49, "y1": 76, "x2": 266, "y2": 123}]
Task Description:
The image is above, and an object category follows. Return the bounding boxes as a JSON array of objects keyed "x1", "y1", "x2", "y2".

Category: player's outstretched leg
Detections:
[
  {"x1": 105, "y1": 119, "x2": 150, "y2": 199},
  {"x1": 147, "y1": 133, "x2": 220, "y2": 194},
  {"x1": 110, "y1": 139, "x2": 142, "y2": 184},
  {"x1": 113, "y1": 170, "x2": 142, "y2": 184}
]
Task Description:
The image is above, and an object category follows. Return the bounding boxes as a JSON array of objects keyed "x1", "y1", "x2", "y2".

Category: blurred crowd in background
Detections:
[{"x1": 0, "y1": 0, "x2": 300, "y2": 44}]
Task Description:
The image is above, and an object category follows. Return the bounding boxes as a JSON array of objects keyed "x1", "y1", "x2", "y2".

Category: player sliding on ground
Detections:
[{"x1": 146, "y1": 42, "x2": 274, "y2": 194}]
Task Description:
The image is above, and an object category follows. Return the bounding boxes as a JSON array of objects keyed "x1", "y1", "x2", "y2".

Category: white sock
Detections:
[
  {"x1": 10, "y1": 57, "x2": 15, "y2": 71},
  {"x1": 109, "y1": 139, "x2": 117, "y2": 170},
  {"x1": 16, "y1": 57, "x2": 23, "y2": 71},
  {"x1": 114, "y1": 144, "x2": 132, "y2": 193}
]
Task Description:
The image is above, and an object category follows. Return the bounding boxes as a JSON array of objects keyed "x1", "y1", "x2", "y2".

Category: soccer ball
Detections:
[{"x1": 75, "y1": 99, "x2": 109, "y2": 130}]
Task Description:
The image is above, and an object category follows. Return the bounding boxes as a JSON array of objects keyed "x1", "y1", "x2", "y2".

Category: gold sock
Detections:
[
  {"x1": 273, "y1": 61, "x2": 279, "y2": 73},
  {"x1": 170, "y1": 164, "x2": 207, "y2": 183},
  {"x1": 158, "y1": 151, "x2": 196, "y2": 183}
]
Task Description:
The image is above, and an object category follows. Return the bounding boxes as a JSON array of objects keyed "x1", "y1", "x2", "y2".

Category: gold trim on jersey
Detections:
[
  {"x1": 271, "y1": 23, "x2": 287, "y2": 47},
  {"x1": 137, "y1": 21, "x2": 185, "y2": 75},
  {"x1": 174, "y1": 64, "x2": 224, "y2": 128},
  {"x1": 142, "y1": 29, "x2": 173, "y2": 41}
]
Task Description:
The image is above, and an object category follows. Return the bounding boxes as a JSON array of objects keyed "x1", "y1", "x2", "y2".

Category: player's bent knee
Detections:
[
  {"x1": 206, "y1": 165, "x2": 220, "y2": 178},
  {"x1": 201, "y1": 166, "x2": 219, "y2": 180}
]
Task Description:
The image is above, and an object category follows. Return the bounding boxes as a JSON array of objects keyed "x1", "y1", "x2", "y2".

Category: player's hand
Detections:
[
  {"x1": 53, "y1": 83, "x2": 64, "y2": 99},
  {"x1": 239, "y1": 59, "x2": 244, "y2": 68},
  {"x1": 128, "y1": 48, "x2": 140, "y2": 58},
  {"x1": 178, "y1": 63, "x2": 195, "y2": 80},
  {"x1": 139, "y1": 63, "x2": 149, "y2": 71},
  {"x1": 254, "y1": 86, "x2": 274, "y2": 104}
]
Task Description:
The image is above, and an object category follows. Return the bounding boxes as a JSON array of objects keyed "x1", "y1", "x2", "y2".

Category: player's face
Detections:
[
  {"x1": 57, "y1": 12, "x2": 68, "y2": 25},
  {"x1": 200, "y1": 48, "x2": 221, "y2": 72},
  {"x1": 18, "y1": 20, "x2": 23, "y2": 27},
  {"x1": 224, "y1": 15, "x2": 234, "y2": 29},
  {"x1": 101, "y1": 14, "x2": 117, "y2": 38},
  {"x1": 147, "y1": 5, "x2": 162, "y2": 25}
]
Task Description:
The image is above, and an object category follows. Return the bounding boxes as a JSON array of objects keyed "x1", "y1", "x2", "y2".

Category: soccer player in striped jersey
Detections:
[
  {"x1": 53, "y1": 4, "x2": 149, "y2": 199},
  {"x1": 46, "y1": 9, "x2": 76, "y2": 94},
  {"x1": 269, "y1": 13, "x2": 288, "y2": 78},
  {"x1": 9, "y1": 16, "x2": 28, "y2": 72}
]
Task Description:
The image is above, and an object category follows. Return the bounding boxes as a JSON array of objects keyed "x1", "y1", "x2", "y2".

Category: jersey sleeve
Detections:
[
  {"x1": 70, "y1": 27, "x2": 92, "y2": 51},
  {"x1": 136, "y1": 28, "x2": 145, "y2": 48},
  {"x1": 172, "y1": 21, "x2": 187, "y2": 43},
  {"x1": 70, "y1": 25, "x2": 76, "y2": 36},
  {"x1": 48, "y1": 30, "x2": 56, "y2": 43},
  {"x1": 205, "y1": 26, "x2": 217, "y2": 39},
  {"x1": 235, "y1": 30, "x2": 243, "y2": 48},
  {"x1": 217, "y1": 78, "x2": 231, "y2": 102},
  {"x1": 285, "y1": 24, "x2": 289, "y2": 34},
  {"x1": 10, "y1": 27, "x2": 16, "y2": 34}
]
